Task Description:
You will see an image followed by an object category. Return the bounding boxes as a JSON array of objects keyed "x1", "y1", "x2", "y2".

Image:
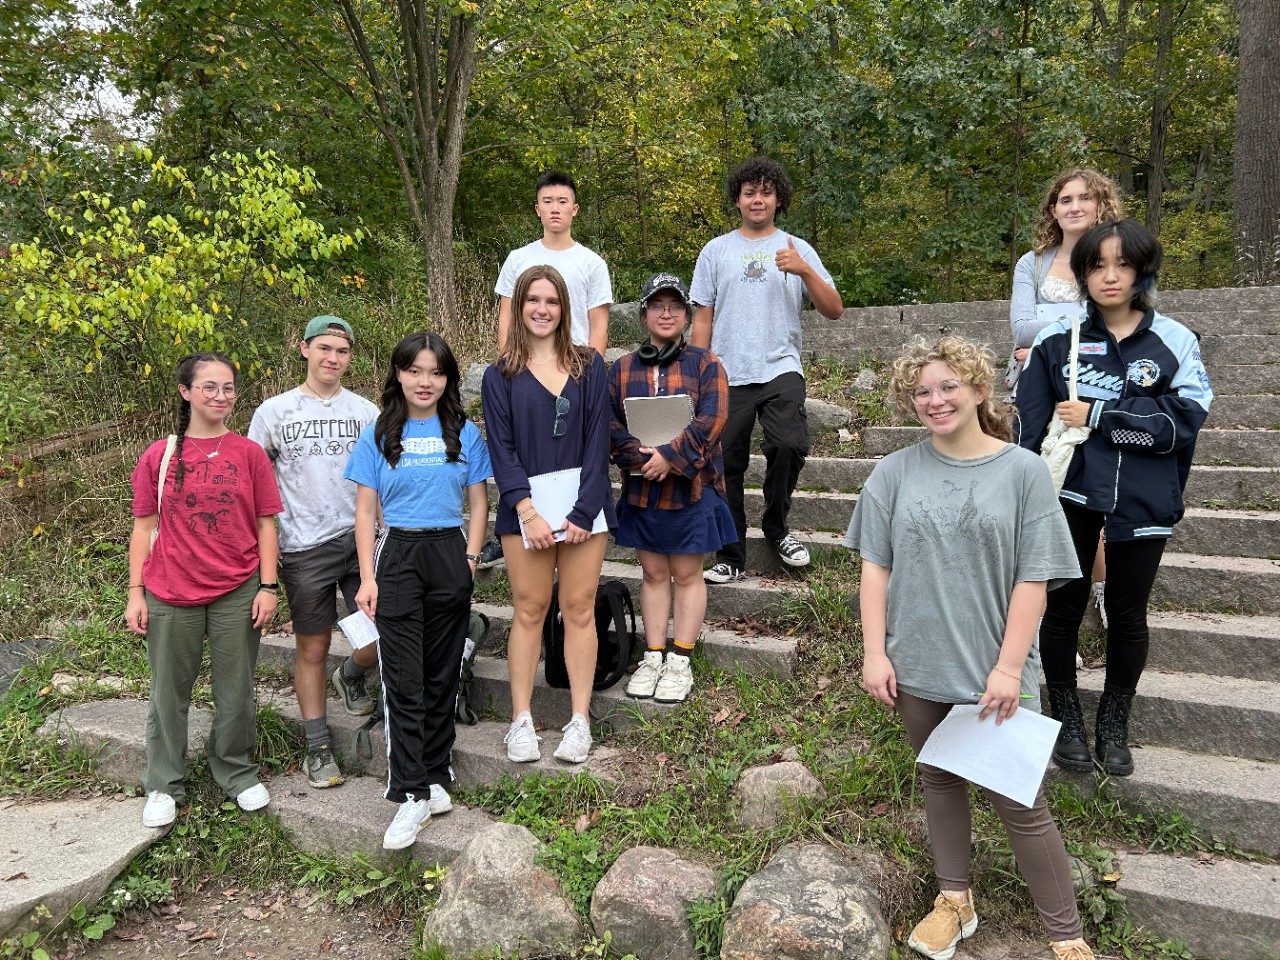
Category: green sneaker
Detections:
[
  {"x1": 332, "y1": 662, "x2": 375, "y2": 715},
  {"x1": 304, "y1": 743, "x2": 345, "y2": 789}
]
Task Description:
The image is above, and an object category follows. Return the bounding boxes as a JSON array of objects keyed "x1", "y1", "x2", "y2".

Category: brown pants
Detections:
[{"x1": 898, "y1": 692, "x2": 1083, "y2": 940}]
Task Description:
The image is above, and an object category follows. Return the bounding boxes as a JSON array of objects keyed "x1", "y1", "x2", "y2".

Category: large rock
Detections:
[
  {"x1": 421, "y1": 822, "x2": 583, "y2": 958},
  {"x1": 805, "y1": 398, "x2": 853, "y2": 432},
  {"x1": 590, "y1": 846, "x2": 718, "y2": 960},
  {"x1": 462, "y1": 361, "x2": 488, "y2": 410},
  {"x1": 721, "y1": 842, "x2": 889, "y2": 960},
  {"x1": 734, "y1": 761, "x2": 827, "y2": 830},
  {"x1": 0, "y1": 797, "x2": 164, "y2": 939}
]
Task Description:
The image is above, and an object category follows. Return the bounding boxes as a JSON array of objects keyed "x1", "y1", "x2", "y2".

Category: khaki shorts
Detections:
[{"x1": 279, "y1": 530, "x2": 360, "y2": 635}]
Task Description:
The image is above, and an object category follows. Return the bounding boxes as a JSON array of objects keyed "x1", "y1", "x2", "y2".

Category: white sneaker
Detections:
[
  {"x1": 141, "y1": 790, "x2": 176, "y2": 828},
  {"x1": 774, "y1": 534, "x2": 811, "y2": 567},
  {"x1": 382, "y1": 797, "x2": 430, "y2": 850},
  {"x1": 553, "y1": 715, "x2": 592, "y2": 764},
  {"x1": 428, "y1": 783, "x2": 453, "y2": 815},
  {"x1": 504, "y1": 713, "x2": 542, "y2": 763},
  {"x1": 235, "y1": 783, "x2": 270, "y2": 812},
  {"x1": 654, "y1": 654, "x2": 694, "y2": 703},
  {"x1": 704, "y1": 562, "x2": 744, "y2": 584},
  {"x1": 626, "y1": 650, "x2": 664, "y2": 699}
]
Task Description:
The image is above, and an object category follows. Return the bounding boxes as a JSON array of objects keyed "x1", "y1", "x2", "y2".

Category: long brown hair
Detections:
[
  {"x1": 502, "y1": 265, "x2": 589, "y2": 380},
  {"x1": 1031, "y1": 168, "x2": 1124, "y2": 254},
  {"x1": 890, "y1": 336, "x2": 1014, "y2": 442}
]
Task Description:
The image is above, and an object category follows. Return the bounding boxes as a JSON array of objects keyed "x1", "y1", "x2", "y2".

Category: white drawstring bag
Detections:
[{"x1": 1039, "y1": 318, "x2": 1091, "y2": 490}]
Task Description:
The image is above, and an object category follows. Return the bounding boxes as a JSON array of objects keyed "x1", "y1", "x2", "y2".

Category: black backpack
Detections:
[{"x1": 542, "y1": 580, "x2": 638, "y2": 691}]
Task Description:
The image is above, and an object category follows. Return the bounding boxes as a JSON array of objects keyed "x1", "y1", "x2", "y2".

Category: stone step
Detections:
[
  {"x1": 264, "y1": 695, "x2": 619, "y2": 788},
  {"x1": 1114, "y1": 851, "x2": 1280, "y2": 960},
  {"x1": 861, "y1": 426, "x2": 1280, "y2": 467},
  {"x1": 1051, "y1": 746, "x2": 1280, "y2": 857},
  {"x1": 257, "y1": 601, "x2": 798, "y2": 684},
  {"x1": 743, "y1": 485, "x2": 1280, "y2": 558},
  {"x1": 748, "y1": 454, "x2": 1280, "y2": 507},
  {"x1": 270, "y1": 771, "x2": 496, "y2": 868},
  {"x1": 1209, "y1": 394, "x2": 1280, "y2": 427},
  {"x1": 1153, "y1": 553, "x2": 1280, "y2": 615},
  {"x1": 1146, "y1": 611, "x2": 1280, "y2": 682},
  {"x1": 1206, "y1": 364, "x2": 1280, "y2": 394},
  {"x1": 1073, "y1": 668, "x2": 1280, "y2": 762}
]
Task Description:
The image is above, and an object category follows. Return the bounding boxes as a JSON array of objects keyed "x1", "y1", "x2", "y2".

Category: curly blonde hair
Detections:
[
  {"x1": 1032, "y1": 168, "x2": 1124, "y2": 253},
  {"x1": 889, "y1": 336, "x2": 1014, "y2": 442}
]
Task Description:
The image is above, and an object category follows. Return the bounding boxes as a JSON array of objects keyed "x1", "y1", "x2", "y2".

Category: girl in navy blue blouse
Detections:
[{"x1": 482, "y1": 265, "x2": 616, "y2": 766}]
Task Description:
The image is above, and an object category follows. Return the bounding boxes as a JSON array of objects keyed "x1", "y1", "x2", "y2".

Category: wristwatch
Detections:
[
  {"x1": 257, "y1": 582, "x2": 280, "y2": 592},
  {"x1": 466, "y1": 554, "x2": 480, "y2": 563}
]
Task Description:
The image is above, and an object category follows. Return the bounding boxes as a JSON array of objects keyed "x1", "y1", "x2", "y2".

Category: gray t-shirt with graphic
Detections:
[
  {"x1": 248, "y1": 387, "x2": 379, "y2": 554},
  {"x1": 689, "y1": 229, "x2": 832, "y2": 386},
  {"x1": 844, "y1": 441, "x2": 1080, "y2": 709}
]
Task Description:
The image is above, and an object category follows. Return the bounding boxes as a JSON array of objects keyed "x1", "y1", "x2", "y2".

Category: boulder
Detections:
[
  {"x1": 734, "y1": 761, "x2": 827, "y2": 830},
  {"x1": 0, "y1": 797, "x2": 164, "y2": 939},
  {"x1": 590, "y1": 846, "x2": 718, "y2": 960},
  {"x1": 805, "y1": 398, "x2": 852, "y2": 432},
  {"x1": 845, "y1": 368, "x2": 882, "y2": 395},
  {"x1": 604, "y1": 347, "x2": 630, "y2": 363},
  {"x1": 421, "y1": 822, "x2": 582, "y2": 958},
  {"x1": 721, "y1": 842, "x2": 889, "y2": 960},
  {"x1": 462, "y1": 361, "x2": 488, "y2": 410}
]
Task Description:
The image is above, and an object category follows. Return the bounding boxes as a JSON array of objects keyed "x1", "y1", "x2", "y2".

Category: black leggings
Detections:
[{"x1": 1039, "y1": 500, "x2": 1166, "y2": 694}]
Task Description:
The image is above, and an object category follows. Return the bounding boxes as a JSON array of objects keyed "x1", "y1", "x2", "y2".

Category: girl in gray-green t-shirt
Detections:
[{"x1": 845, "y1": 336, "x2": 1092, "y2": 960}]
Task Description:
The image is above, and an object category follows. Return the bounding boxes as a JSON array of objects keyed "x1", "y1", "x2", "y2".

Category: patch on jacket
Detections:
[
  {"x1": 1078, "y1": 342, "x2": 1107, "y2": 355},
  {"x1": 1126, "y1": 359, "x2": 1161, "y2": 388}
]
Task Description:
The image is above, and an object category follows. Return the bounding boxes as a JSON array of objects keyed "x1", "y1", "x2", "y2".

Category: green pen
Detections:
[{"x1": 974, "y1": 693, "x2": 1035, "y2": 700}]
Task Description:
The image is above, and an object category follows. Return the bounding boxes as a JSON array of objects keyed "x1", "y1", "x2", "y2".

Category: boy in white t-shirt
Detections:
[
  {"x1": 494, "y1": 170, "x2": 613, "y2": 355},
  {"x1": 479, "y1": 171, "x2": 614, "y2": 569},
  {"x1": 248, "y1": 315, "x2": 380, "y2": 790}
]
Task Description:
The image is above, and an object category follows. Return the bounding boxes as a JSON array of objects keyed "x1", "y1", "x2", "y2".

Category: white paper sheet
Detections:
[
  {"x1": 337, "y1": 610, "x2": 379, "y2": 650},
  {"x1": 916, "y1": 703, "x2": 1061, "y2": 808},
  {"x1": 520, "y1": 467, "x2": 609, "y2": 549}
]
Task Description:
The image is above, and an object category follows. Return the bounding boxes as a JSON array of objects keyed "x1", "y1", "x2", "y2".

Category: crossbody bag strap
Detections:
[
  {"x1": 1067, "y1": 318, "x2": 1081, "y2": 403},
  {"x1": 156, "y1": 434, "x2": 177, "y2": 519}
]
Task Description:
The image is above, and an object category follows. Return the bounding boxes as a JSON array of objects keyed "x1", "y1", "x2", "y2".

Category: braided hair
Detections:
[{"x1": 172, "y1": 351, "x2": 236, "y2": 491}]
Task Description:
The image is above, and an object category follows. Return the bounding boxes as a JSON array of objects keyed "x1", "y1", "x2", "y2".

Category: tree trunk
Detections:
[
  {"x1": 1094, "y1": 0, "x2": 1134, "y2": 195},
  {"x1": 1145, "y1": 0, "x2": 1174, "y2": 235},
  {"x1": 1234, "y1": 0, "x2": 1280, "y2": 283}
]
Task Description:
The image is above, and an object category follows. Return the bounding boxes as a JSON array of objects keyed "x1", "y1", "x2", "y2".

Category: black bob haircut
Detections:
[
  {"x1": 726, "y1": 157, "x2": 793, "y2": 215},
  {"x1": 536, "y1": 170, "x2": 577, "y2": 200},
  {"x1": 1070, "y1": 218, "x2": 1163, "y2": 313}
]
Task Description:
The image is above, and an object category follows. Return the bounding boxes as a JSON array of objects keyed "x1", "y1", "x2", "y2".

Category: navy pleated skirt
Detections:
[{"x1": 614, "y1": 488, "x2": 738, "y2": 555}]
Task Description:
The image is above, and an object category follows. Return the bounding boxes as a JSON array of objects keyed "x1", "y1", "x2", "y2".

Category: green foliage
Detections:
[{"x1": 0, "y1": 148, "x2": 361, "y2": 412}]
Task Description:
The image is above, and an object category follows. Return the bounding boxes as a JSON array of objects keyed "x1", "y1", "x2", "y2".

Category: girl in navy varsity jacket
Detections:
[{"x1": 1016, "y1": 219, "x2": 1212, "y2": 778}]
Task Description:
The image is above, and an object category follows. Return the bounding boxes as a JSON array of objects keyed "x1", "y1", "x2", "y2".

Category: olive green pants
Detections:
[{"x1": 144, "y1": 577, "x2": 262, "y2": 802}]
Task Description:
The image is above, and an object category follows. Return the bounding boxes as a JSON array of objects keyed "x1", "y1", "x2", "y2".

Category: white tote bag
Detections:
[{"x1": 1039, "y1": 319, "x2": 1091, "y2": 490}]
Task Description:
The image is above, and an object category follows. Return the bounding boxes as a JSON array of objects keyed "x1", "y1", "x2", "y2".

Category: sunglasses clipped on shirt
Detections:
[{"x1": 552, "y1": 395, "x2": 570, "y2": 438}]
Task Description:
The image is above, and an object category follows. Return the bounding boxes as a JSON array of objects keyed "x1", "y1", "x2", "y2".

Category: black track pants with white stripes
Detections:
[{"x1": 374, "y1": 527, "x2": 471, "y2": 803}]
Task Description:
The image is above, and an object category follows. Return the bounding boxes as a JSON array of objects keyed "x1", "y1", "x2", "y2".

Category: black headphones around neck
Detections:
[{"x1": 637, "y1": 337, "x2": 686, "y2": 367}]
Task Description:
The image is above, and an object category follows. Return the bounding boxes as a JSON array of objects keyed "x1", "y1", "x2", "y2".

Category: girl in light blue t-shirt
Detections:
[{"x1": 344, "y1": 332, "x2": 491, "y2": 852}]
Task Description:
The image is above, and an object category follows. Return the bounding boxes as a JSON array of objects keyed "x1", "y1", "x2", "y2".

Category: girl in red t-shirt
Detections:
[{"x1": 124, "y1": 352, "x2": 283, "y2": 829}]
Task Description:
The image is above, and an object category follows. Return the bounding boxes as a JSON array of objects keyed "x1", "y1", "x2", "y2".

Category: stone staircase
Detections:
[
  {"x1": 801, "y1": 286, "x2": 1280, "y2": 960},
  {"x1": 34, "y1": 285, "x2": 1280, "y2": 959}
]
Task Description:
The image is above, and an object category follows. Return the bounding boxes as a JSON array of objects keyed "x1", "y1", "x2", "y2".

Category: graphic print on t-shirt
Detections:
[
  {"x1": 902, "y1": 479, "x2": 1000, "y2": 582},
  {"x1": 277, "y1": 417, "x2": 364, "y2": 462},
  {"x1": 173, "y1": 458, "x2": 243, "y2": 539},
  {"x1": 740, "y1": 252, "x2": 769, "y2": 282},
  {"x1": 401, "y1": 435, "x2": 446, "y2": 468}
]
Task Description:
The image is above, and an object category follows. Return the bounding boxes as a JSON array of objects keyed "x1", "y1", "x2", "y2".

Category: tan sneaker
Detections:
[
  {"x1": 1051, "y1": 938, "x2": 1095, "y2": 960},
  {"x1": 907, "y1": 890, "x2": 977, "y2": 960}
]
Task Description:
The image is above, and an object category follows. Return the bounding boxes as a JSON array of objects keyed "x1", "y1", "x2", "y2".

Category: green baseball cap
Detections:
[{"x1": 303, "y1": 315, "x2": 354, "y2": 343}]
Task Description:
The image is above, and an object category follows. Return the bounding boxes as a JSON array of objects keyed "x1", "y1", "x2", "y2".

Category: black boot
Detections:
[
  {"x1": 1047, "y1": 686, "x2": 1093, "y2": 772},
  {"x1": 1095, "y1": 688, "x2": 1135, "y2": 777}
]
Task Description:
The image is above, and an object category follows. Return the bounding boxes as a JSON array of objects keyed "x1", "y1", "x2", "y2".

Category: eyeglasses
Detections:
[
  {"x1": 196, "y1": 383, "x2": 237, "y2": 399},
  {"x1": 646, "y1": 302, "x2": 686, "y2": 316},
  {"x1": 910, "y1": 380, "x2": 964, "y2": 403},
  {"x1": 552, "y1": 395, "x2": 570, "y2": 438}
]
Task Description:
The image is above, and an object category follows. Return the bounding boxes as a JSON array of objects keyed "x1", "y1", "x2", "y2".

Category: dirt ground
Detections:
[{"x1": 69, "y1": 883, "x2": 416, "y2": 960}]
